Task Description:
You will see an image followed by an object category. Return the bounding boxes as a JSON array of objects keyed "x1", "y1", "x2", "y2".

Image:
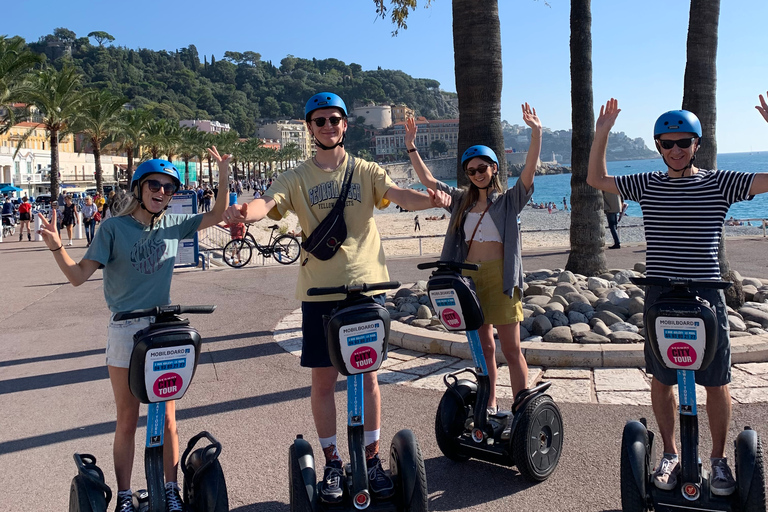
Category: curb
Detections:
[{"x1": 390, "y1": 322, "x2": 768, "y2": 368}]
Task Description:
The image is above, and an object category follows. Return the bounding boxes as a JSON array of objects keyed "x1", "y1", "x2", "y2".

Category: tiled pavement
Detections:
[{"x1": 274, "y1": 309, "x2": 768, "y2": 405}]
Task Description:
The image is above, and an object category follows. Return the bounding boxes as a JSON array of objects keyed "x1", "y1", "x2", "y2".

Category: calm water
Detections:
[{"x1": 415, "y1": 152, "x2": 768, "y2": 220}]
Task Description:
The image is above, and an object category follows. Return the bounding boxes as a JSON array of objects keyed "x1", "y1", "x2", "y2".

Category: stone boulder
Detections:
[
  {"x1": 543, "y1": 326, "x2": 573, "y2": 343},
  {"x1": 569, "y1": 322, "x2": 591, "y2": 336},
  {"x1": 532, "y1": 315, "x2": 553, "y2": 336},
  {"x1": 729, "y1": 315, "x2": 747, "y2": 332},
  {"x1": 606, "y1": 289, "x2": 630, "y2": 306},
  {"x1": 557, "y1": 270, "x2": 577, "y2": 284},
  {"x1": 591, "y1": 320, "x2": 613, "y2": 337},
  {"x1": 543, "y1": 302, "x2": 565, "y2": 313},
  {"x1": 564, "y1": 292, "x2": 590, "y2": 306},
  {"x1": 739, "y1": 307, "x2": 768, "y2": 328},
  {"x1": 608, "y1": 331, "x2": 645, "y2": 343},
  {"x1": 613, "y1": 270, "x2": 636, "y2": 284},
  {"x1": 593, "y1": 310, "x2": 625, "y2": 326},
  {"x1": 554, "y1": 283, "x2": 580, "y2": 297},
  {"x1": 398, "y1": 302, "x2": 418, "y2": 315},
  {"x1": 545, "y1": 310, "x2": 569, "y2": 327},
  {"x1": 568, "y1": 310, "x2": 589, "y2": 325},
  {"x1": 610, "y1": 321, "x2": 639, "y2": 334},
  {"x1": 576, "y1": 331, "x2": 611, "y2": 344},
  {"x1": 547, "y1": 296, "x2": 569, "y2": 309},
  {"x1": 416, "y1": 305, "x2": 432, "y2": 319},
  {"x1": 588, "y1": 276, "x2": 610, "y2": 291}
]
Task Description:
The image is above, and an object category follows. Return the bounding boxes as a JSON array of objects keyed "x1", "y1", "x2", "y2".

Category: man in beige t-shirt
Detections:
[{"x1": 224, "y1": 92, "x2": 448, "y2": 503}]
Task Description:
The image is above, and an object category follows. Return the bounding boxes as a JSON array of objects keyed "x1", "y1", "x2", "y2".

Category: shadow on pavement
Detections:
[
  {"x1": 423, "y1": 456, "x2": 538, "y2": 510},
  {"x1": 0, "y1": 365, "x2": 108, "y2": 395},
  {"x1": 230, "y1": 502, "x2": 289, "y2": 512},
  {"x1": 0, "y1": 348, "x2": 104, "y2": 368},
  {"x1": 0, "y1": 384, "x2": 318, "y2": 454}
]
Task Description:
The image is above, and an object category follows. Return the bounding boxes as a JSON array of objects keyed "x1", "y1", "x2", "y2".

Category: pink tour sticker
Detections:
[
  {"x1": 350, "y1": 346, "x2": 377, "y2": 371},
  {"x1": 441, "y1": 308, "x2": 462, "y2": 328},
  {"x1": 667, "y1": 342, "x2": 696, "y2": 366},
  {"x1": 154, "y1": 372, "x2": 183, "y2": 398}
]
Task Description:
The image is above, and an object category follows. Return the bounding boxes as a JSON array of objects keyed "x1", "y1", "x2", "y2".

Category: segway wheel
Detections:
[
  {"x1": 390, "y1": 430, "x2": 428, "y2": 512},
  {"x1": 289, "y1": 442, "x2": 316, "y2": 512},
  {"x1": 620, "y1": 422, "x2": 649, "y2": 512},
  {"x1": 434, "y1": 380, "x2": 475, "y2": 462},
  {"x1": 69, "y1": 476, "x2": 106, "y2": 512},
  {"x1": 511, "y1": 394, "x2": 563, "y2": 482},
  {"x1": 736, "y1": 429, "x2": 766, "y2": 511}
]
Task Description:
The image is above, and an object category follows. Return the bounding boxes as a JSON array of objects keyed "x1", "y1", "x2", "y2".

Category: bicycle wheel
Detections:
[
  {"x1": 222, "y1": 239, "x2": 253, "y2": 268},
  {"x1": 272, "y1": 235, "x2": 301, "y2": 264}
]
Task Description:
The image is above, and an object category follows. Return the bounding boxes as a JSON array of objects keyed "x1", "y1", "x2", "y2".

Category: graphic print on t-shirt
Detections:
[
  {"x1": 131, "y1": 238, "x2": 168, "y2": 275},
  {"x1": 308, "y1": 180, "x2": 361, "y2": 207}
]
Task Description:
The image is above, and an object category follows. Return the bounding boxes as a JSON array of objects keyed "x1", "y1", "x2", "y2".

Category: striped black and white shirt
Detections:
[{"x1": 615, "y1": 169, "x2": 755, "y2": 280}]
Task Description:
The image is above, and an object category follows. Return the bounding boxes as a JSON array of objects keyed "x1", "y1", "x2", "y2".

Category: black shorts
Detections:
[
  {"x1": 644, "y1": 286, "x2": 731, "y2": 387},
  {"x1": 19, "y1": 212, "x2": 30, "y2": 221},
  {"x1": 301, "y1": 294, "x2": 386, "y2": 368}
]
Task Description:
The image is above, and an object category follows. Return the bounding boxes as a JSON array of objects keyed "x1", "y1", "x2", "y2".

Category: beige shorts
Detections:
[
  {"x1": 463, "y1": 258, "x2": 523, "y2": 325},
  {"x1": 106, "y1": 315, "x2": 154, "y2": 368}
]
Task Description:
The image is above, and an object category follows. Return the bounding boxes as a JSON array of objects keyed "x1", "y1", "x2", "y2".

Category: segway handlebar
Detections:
[
  {"x1": 630, "y1": 277, "x2": 731, "y2": 290},
  {"x1": 307, "y1": 281, "x2": 401, "y2": 297},
  {"x1": 417, "y1": 260, "x2": 479, "y2": 272},
  {"x1": 113, "y1": 305, "x2": 217, "y2": 321}
]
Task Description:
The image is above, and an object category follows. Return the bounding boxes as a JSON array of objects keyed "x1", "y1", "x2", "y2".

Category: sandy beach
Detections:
[{"x1": 241, "y1": 202, "x2": 766, "y2": 258}]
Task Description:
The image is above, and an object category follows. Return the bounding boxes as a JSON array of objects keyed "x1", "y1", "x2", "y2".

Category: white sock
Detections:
[{"x1": 364, "y1": 429, "x2": 380, "y2": 447}]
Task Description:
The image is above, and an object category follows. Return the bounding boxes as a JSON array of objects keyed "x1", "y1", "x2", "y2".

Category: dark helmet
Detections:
[
  {"x1": 461, "y1": 145, "x2": 499, "y2": 170},
  {"x1": 131, "y1": 159, "x2": 181, "y2": 194},
  {"x1": 304, "y1": 92, "x2": 348, "y2": 122},
  {"x1": 653, "y1": 110, "x2": 702, "y2": 139}
]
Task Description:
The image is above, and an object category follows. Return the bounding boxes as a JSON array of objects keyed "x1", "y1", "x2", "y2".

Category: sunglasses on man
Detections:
[
  {"x1": 144, "y1": 179, "x2": 177, "y2": 196},
  {"x1": 657, "y1": 137, "x2": 696, "y2": 150},
  {"x1": 310, "y1": 116, "x2": 344, "y2": 127},
  {"x1": 465, "y1": 163, "x2": 493, "y2": 177}
]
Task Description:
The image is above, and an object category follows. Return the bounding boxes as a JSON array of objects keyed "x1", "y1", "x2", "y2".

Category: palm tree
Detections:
[
  {"x1": 115, "y1": 108, "x2": 151, "y2": 186},
  {"x1": 22, "y1": 65, "x2": 83, "y2": 199},
  {"x1": 564, "y1": 0, "x2": 607, "y2": 276},
  {"x1": 143, "y1": 118, "x2": 179, "y2": 160},
  {"x1": 178, "y1": 126, "x2": 207, "y2": 186},
  {"x1": 73, "y1": 89, "x2": 127, "y2": 195},
  {"x1": 281, "y1": 142, "x2": 302, "y2": 170},
  {"x1": 681, "y1": 0, "x2": 735, "y2": 305},
  {"x1": 375, "y1": 0, "x2": 507, "y2": 188},
  {"x1": 0, "y1": 36, "x2": 44, "y2": 134}
]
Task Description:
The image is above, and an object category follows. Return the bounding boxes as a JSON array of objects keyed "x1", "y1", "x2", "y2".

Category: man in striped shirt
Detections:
[{"x1": 588, "y1": 97, "x2": 768, "y2": 496}]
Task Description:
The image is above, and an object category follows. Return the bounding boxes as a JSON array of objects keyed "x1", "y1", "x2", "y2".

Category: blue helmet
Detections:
[
  {"x1": 461, "y1": 145, "x2": 499, "y2": 170},
  {"x1": 654, "y1": 110, "x2": 702, "y2": 139},
  {"x1": 131, "y1": 159, "x2": 181, "y2": 193},
  {"x1": 305, "y1": 92, "x2": 348, "y2": 122}
]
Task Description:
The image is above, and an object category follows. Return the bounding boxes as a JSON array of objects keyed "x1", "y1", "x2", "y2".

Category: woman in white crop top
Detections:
[{"x1": 406, "y1": 103, "x2": 542, "y2": 411}]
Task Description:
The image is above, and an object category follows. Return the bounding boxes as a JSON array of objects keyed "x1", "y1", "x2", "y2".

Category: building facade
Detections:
[
  {"x1": 375, "y1": 118, "x2": 459, "y2": 159},
  {"x1": 180, "y1": 119, "x2": 231, "y2": 134},
  {"x1": 350, "y1": 105, "x2": 392, "y2": 129},
  {"x1": 257, "y1": 120, "x2": 312, "y2": 160}
]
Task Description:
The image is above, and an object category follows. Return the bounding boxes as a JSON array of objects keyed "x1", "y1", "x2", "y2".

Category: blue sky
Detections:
[{"x1": 5, "y1": 0, "x2": 768, "y2": 154}]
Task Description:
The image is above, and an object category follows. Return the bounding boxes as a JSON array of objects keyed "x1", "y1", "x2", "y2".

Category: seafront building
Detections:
[
  {"x1": 375, "y1": 117, "x2": 460, "y2": 159},
  {"x1": 257, "y1": 120, "x2": 313, "y2": 160}
]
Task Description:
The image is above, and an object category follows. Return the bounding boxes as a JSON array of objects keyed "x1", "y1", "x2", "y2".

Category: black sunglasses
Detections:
[
  {"x1": 658, "y1": 137, "x2": 696, "y2": 150},
  {"x1": 144, "y1": 179, "x2": 177, "y2": 196},
  {"x1": 465, "y1": 163, "x2": 492, "y2": 177},
  {"x1": 311, "y1": 116, "x2": 344, "y2": 127}
]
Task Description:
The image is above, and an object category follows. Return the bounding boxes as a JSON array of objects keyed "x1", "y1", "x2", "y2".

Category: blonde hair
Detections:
[{"x1": 114, "y1": 181, "x2": 168, "y2": 225}]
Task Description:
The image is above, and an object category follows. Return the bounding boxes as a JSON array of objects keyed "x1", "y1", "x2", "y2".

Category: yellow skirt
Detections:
[{"x1": 463, "y1": 258, "x2": 523, "y2": 326}]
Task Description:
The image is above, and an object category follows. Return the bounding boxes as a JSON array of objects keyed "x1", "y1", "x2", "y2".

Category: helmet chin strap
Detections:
[
  {"x1": 663, "y1": 154, "x2": 696, "y2": 175},
  {"x1": 313, "y1": 132, "x2": 346, "y2": 151}
]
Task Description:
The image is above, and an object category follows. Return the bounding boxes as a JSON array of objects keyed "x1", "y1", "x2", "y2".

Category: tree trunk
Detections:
[
  {"x1": 50, "y1": 128, "x2": 60, "y2": 200},
  {"x1": 452, "y1": 0, "x2": 506, "y2": 188},
  {"x1": 94, "y1": 140, "x2": 104, "y2": 196},
  {"x1": 680, "y1": 0, "x2": 741, "y2": 307},
  {"x1": 207, "y1": 155, "x2": 214, "y2": 187},
  {"x1": 126, "y1": 145, "x2": 134, "y2": 187},
  {"x1": 184, "y1": 156, "x2": 190, "y2": 186},
  {"x1": 565, "y1": 0, "x2": 606, "y2": 276}
]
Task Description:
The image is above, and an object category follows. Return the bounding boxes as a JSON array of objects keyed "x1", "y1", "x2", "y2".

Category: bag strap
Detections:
[
  {"x1": 333, "y1": 155, "x2": 355, "y2": 210},
  {"x1": 466, "y1": 200, "x2": 492, "y2": 255}
]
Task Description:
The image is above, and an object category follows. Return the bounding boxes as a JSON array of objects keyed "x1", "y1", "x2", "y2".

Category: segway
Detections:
[
  {"x1": 289, "y1": 282, "x2": 428, "y2": 512},
  {"x1": 69, "y1": 305, "x2": 229, "y2": 512},
  {"x1": 417, "y1": 261, "x2": 563, "y2": 481},
  {"x1": 621, "y1": 278, "x2": 766, "y2": 511}
]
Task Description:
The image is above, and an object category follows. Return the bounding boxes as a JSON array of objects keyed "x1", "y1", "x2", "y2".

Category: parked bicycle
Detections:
[{"x1": 223, "y1": 223, "x2": 300, "y2": 268}]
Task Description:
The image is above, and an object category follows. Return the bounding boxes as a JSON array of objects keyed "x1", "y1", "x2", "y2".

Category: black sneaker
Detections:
[
  {"x1": 115, "y1": 492, "x2": 134, "y2": 512},
  {"x1": 319, "y1": 460, "x2": 344, "y2": 504},
  {"x1": 164, "y1": 482, "x2": 184, "y2": 512},
  {"x1": 710, "y1": 458, "x2": 736, "y2": 496},
  {"x1": 367, "y1": 455, "x2": 395, "y2": 499}
]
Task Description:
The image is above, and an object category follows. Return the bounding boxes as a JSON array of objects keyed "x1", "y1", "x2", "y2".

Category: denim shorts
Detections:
[
  {"x1": 644, "y1": 286, "x2": 731, "y2": 387},
  {"x1": 463, "y1": 258, "x2": 523, "y2": 325},
  {"x1": 106, "y1": 315, "x2": 153, "y2": 368},
  {"x1": 301, "y1": 294, "x2": 385, "y2": 368}
]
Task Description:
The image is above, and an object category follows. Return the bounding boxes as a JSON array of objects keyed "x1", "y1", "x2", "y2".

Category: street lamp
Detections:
[{"x1": 27, "y1": 176, "x2": 31, "y2": 199}]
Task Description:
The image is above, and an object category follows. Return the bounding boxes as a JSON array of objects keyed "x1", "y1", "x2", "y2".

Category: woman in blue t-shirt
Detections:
[{"x1": 37, "y1": 149, "x2": 231, "y2": 512}]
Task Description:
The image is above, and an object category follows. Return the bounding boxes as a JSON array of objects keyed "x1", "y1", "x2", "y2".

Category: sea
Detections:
[{"x1": 413, "y1": 151, "x2": 768, "y2": 220}]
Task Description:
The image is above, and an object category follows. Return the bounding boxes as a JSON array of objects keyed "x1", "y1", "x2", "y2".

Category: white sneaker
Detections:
[
  {"x1": 653, "y1": 455, "x2": 680, "y2": 490},
  {"x1": 67, "y1": 240, "x2": 73, "y2": 246}
]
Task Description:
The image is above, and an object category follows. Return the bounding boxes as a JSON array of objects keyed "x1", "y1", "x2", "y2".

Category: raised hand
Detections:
[
  {"x1": 522, "y1": 103, "x2": 541, "y2": 134},
  {"x1": 207, "y1": 146, "x2": 233, "y2": 168},
  {"x1": 405, "y1": 117, "x2": 417, "y2": 149},
  {"x1": 756, "y1": 92, "x2": 768, "y2": 123},
  {"x1": 37, "y1": 210, "x2": 62, "y2": 250},
  {"x1": 596, "y1": 98, "x2": 621, "y2": 135}
]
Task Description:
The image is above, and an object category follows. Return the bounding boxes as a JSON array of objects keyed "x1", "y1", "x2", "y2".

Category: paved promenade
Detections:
[{"x1": 1, "y1": 236, "x2": 767, "y2": 511}]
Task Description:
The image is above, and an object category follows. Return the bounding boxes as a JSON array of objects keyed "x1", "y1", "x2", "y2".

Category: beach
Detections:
[{"x1": 241, "y1": 203, "x2": 766, "y2": 258}]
